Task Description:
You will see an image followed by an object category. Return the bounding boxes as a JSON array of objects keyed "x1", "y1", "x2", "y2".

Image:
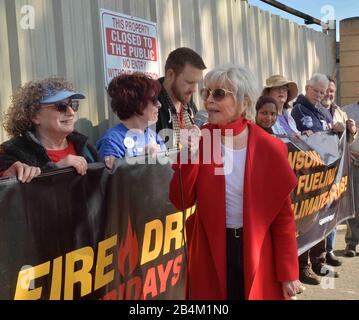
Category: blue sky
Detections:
[{"x1": 247, "y1": 0, "x2": 359, "y2": 40}]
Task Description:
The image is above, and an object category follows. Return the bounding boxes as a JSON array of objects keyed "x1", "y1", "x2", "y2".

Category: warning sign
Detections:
[{"x1": 100, "y1": 9, "x2": 160, "y2": 86}]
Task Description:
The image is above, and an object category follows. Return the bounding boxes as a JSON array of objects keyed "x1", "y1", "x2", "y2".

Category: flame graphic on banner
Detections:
[{"x1": 118, "y1": 219, "x2": 139, "y2": 277}]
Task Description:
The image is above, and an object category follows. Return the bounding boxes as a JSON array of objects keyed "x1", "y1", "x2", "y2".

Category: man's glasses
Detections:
[
  {"x1": 46, "y1": 100, "x2": 80, "y2": 113},
  {"x1": 200, "y1": 88, "x2": 234, "y2": 101}
]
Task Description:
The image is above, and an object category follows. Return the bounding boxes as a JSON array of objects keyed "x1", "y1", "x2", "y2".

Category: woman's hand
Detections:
[
  {"x1": 1, "y1": 161, "x2": 41, "y2": 183},
  {"x1": 301, "y1": 130, "x2": 313, "y2": 137},
  {"x1": 347, "y1": 119, "x2": 357, "y2": 135},
  {"x1": 350, "y1": 150, "x2": 359, "y2": 164},
  {"x1": 56, "y1": 155, "x2": 88, "y2": 176},
  {"x1": 282, "y1": 280, "x2": 305, "y2": 299},
  {"x1": 332, "y1": 122, "x2": 346, "y2": 133},
  {"x1": 104, "y1": 155, "x2": 117, "y2": 170},
  {"x1": 179, "y1": 125, "x2": 202, "y2": 153},
  {"x1": 290, "y1": 133, "x2": 302, "y2": 139}
]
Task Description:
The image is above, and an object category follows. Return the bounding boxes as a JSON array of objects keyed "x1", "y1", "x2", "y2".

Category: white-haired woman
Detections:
[{"x1": 170, "y1": 64, "x2": 301, "y2": 300}]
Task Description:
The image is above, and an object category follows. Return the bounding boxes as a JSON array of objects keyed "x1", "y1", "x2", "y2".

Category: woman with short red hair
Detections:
[{"x1": 96, "y1": 73, "x2": 166, "y2": 167}]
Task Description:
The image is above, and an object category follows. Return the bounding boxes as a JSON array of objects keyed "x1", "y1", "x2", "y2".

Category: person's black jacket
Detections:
[
  {"x1": 292, "y1": 94, "x2": 330, "y2": 133},
  {"x1": 0, "y1": 130, "x2": 97, "y2": 172}
]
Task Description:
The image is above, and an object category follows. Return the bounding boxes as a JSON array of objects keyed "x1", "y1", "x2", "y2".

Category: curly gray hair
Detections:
[{"x1": 3, "y1": 77, "x2": 74, "y2": 137}]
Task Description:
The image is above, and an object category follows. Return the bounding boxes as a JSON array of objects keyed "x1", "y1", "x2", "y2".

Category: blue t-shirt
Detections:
[{"x1": 96, "y1": 123, "x2": 166, "y2": 159}]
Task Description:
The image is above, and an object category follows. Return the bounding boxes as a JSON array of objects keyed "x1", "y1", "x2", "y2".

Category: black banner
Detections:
[
  {"x1": 0, "y1": 132, "x2": 355, "y2": 299},
  {"x1": 279, "y1": 132, "x2": 355, "y2": 255},
  {"x1": 0, "y1": 154, "x2": 192, "y2": 300}
]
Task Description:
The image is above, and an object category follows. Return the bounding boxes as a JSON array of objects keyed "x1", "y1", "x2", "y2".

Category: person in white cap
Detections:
[{"x1": 0, "y1": 77, "x2": 97, "y2": 183}]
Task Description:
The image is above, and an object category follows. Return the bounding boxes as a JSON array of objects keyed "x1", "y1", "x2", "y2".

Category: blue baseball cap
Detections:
[{"x1": 40, "y1": 89, "x2": 85, "y2": 104}]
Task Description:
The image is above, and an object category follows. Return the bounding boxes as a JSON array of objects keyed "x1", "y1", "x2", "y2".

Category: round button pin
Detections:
[{"x1": 124, "y1": 137, "x2": 135, "y2": 149}]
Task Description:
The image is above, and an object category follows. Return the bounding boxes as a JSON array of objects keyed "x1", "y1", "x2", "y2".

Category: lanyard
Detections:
[{"x1": 176, "y1": 107, "x2": 185, "y2": 129}]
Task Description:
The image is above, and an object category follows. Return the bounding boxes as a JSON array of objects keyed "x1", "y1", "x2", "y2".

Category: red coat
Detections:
[{"x1": 170, "y1": 122, "x2": 299, "y2": 300}]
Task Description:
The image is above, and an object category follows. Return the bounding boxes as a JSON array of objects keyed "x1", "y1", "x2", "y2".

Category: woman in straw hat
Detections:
[{"x1": 262, "y1": 75, "x2": 311, "y2": 136}]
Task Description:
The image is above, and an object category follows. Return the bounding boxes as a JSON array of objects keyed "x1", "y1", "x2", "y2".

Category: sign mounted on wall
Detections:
[{"x1": 100, "y1": 9, "x2": 160, "y2": 87}]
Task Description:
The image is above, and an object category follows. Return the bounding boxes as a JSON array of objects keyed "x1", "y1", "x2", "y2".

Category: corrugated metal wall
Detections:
[{"x1": 0, "y1": 0, "x2": 335, "y2": 144}]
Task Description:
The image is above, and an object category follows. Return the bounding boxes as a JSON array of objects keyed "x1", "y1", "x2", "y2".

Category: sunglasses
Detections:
[
  {"x1": 46, "y1": 100, "x2": 80, "y2": 113},
  {"x1": 200, "y1": 88, "x2": 234, "y2": 101}
]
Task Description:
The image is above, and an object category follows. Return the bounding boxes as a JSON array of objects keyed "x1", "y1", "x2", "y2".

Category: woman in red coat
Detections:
[{"x1": 170, "y1": 64, "x2": 301, "y2": 300}]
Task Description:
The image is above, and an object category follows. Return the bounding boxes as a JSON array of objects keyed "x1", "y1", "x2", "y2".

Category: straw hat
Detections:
[{"x1": 263, "y1": 75, "x2": 298, "y2": 102}]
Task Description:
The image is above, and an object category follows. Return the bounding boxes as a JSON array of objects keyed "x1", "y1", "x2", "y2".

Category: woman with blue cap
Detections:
[{"x1": 0, "y1": 77, "x2": 97, "y2": 182}]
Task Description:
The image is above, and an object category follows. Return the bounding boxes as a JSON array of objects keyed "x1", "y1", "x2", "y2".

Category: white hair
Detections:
[
  {"x1": 307, "y1": 73, "x2": 329, "y2": 88},
  {"x1": 204, "y1": 64, "x2": 260, "y2": 121}
]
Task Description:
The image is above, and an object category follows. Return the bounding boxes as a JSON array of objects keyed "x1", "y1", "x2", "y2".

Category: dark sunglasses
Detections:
[
  {"x1": 200, "y1": 88, "x2": 234, "y2": 101},
  {"x1": 50, "y1": 100, "x2": 80, "y2": 113}
]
